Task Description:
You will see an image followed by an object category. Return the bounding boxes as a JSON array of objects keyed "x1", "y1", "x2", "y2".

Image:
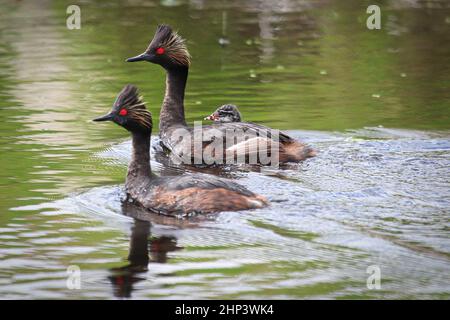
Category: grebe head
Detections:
[
  {"x1": 93, "y1": 84, "x2": 152, "y2": 134},
  {"x1": 204, "y1": 104, "x2": 242, "y2": 123},
  {"x1": 126, "y1": 24, "x2": 191, "y2": 68}
]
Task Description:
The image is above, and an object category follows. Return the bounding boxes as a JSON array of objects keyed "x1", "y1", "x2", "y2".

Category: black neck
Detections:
[
  {"x1": 126, "y1": 131, "x2": 151, "y2": 188},
  {"x1": 159, "y1": 66, "x2": 188, "y2": 131}
]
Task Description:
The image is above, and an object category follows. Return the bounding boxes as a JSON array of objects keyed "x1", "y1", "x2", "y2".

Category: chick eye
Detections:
[
  {"x1": 119, "y1": 109, "x2": 128, "y2": 116},
  {"x1": 156, "y1": 47, "x2": 165, "y2": 55}
]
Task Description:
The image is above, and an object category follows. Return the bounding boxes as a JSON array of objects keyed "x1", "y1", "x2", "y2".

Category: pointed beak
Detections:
[
  {"x1": 93, "y1": 112, "x2": 114, "y2": 122},
  {"x1": 204, "y1": 112, "x2": 219, "y2": 121},
  {"x1": 126, "y1": 52, "x2": 152, "y2": 62}
]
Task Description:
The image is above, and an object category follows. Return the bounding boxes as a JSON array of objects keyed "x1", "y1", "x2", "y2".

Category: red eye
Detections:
[
  {"x1": 119, "y1": 109, "x2": 128, "y2": 116},
  {"x1": 156, "y1": 47, "x2": 165, "y2": 55}
]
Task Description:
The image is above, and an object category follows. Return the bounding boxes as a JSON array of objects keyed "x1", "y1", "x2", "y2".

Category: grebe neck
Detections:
[
  {"x1": 126, "y1": 132, "x2": 151, "y2": 188},
  {"x1": 160, "y1": 66, "x2": 188, "y2": 131}
]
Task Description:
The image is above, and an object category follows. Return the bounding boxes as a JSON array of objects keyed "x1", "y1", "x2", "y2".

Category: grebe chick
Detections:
[
  {"x1": 204, "y1": 104, "x2": 242, "y2": 123},
  {"x1": 126, "y1": 24, "x2": 316, "y2": 165},
  {"x1": 93, "y1": 85, "x2": 268, "y2": 216},
  {"x1": 204, "y1": 104, "x2": 317, "y2": 163}
]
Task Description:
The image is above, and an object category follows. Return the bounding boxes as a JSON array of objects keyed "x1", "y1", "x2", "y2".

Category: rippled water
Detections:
[{"x1": 0, "y1": 0, "x2": 449, "y2": 299}]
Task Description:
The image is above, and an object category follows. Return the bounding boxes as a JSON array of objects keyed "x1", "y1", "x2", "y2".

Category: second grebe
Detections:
[
  {"x1": 126, "y1": 25, "x2": 316, "y2": 165},
  {"x1": 93, "y1": 85, "x2": 268, "y2": 216}
]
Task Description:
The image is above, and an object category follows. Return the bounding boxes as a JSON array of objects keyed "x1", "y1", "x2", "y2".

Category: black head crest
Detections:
[{"x1": 147, "y1": 24, "x2": 191, "y2": 67}]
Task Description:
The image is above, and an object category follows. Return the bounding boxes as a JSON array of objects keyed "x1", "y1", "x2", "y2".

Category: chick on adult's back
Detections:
[
  {"x1": 204, "y1": 104, "x2": 242, "y2": 123},
  {"x1": 204, "y1": 104, "x2": 317, "y2": 163}
]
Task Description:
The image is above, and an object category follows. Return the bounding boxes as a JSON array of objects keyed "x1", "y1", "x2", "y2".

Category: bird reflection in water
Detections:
[{"x1": 108, "y1": 203, "x2": 182, "y2": 298}]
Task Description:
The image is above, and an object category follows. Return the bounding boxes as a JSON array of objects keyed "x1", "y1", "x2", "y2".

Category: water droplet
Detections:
[
  {"x1": 387, "y1": 48, "x2": 400, "y2": 54},
  {"x1": 253, "y1": 38, "x2": 261, "y2": 45},
  {"x1": 218, "y1": 38, "x2": 230, "y2": 46}
]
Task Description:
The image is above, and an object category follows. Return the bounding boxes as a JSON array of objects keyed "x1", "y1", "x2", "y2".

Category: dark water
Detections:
[{"x1": 0, "y1": 0, "x2": 449, "y2": 299}]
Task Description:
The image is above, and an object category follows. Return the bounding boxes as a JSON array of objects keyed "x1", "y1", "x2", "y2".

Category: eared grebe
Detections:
[
  {"x1": 93, "y1": 85, "x2": 268, "y2": 216},
  {"x1": 126, "y1": 25, "x2": 316, "y2": 165},
  {"x1": 204, "y1": 104, "x2": 242, "y2": 123}
]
